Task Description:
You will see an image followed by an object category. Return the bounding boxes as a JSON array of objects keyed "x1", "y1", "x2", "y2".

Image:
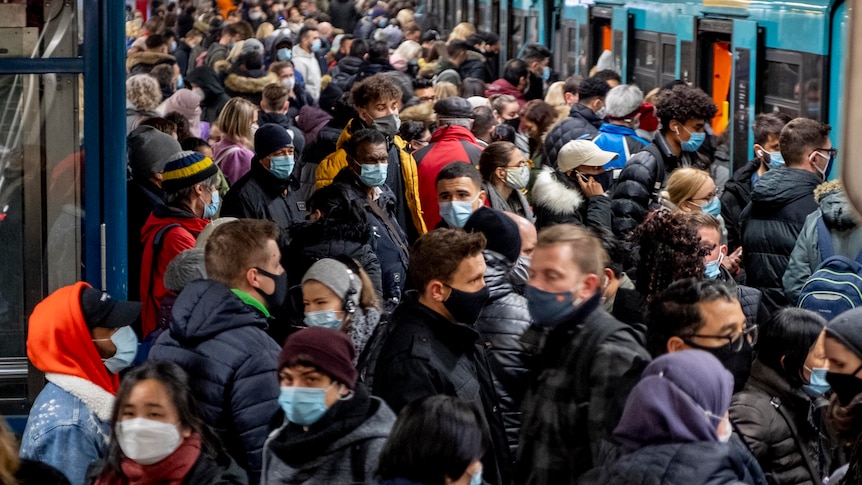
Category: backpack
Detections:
[{"x1": 797, "y1": 216, "x2": 862, "y2": 319}]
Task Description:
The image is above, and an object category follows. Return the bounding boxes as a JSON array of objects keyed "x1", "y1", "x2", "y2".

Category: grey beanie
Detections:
[
  {"x1": 127, "y1": 125, "x2": 183, "y2": 179},
  {"x1": 827, "y1": 307, "x2": 862, "y2": 360},
  {"x1": 301, "y1": 259, "x2": 361, "y2": 308},
  {"x1": 164, "y1": 248, "x2": 206, "y2": 292}
]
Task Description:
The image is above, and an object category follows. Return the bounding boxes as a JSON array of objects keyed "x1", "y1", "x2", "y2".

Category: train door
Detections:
[
  {"x1": 729, "y1": 19, "x2": 761, "y2": 170},
  {"x1": 611, "y1": 7, "x2": 630, "y2": 81},
  {"x1": 588, "y1": 6, "x2": 613, "y2": 71},
  {"x1": 695, "y1": 19, "x2": 733, "y2": 137}
]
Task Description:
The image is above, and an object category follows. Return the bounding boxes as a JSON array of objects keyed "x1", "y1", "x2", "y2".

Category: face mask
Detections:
[
  {"x1": 807, "y1": 103, "x2": 820, "y2": 114},
  {"x1": 504, "y1": 165, "x2": 530, "y2": 190},
  {"x1": 378, "y1": 18, "x2": 388, "y2": 27},
  {"x1": 541, "y1": 66, "x2": 550, "y2": 82},
  {"x1": 766, "y1": 150, "x2": 785, "y2": 169},
  {"x1": 705, "y1": 253, "x2": 723, "y2": 280},
  {"x1": 176, "y1": 74, "x2": 183, "y2": 89},
  {"x1": 170, "y1": 40, "x2": 177, "y2": 52},
  {"x1": 250, "y1": 11, "x2": 263, "y2": 20},
  {"x1": 372, "y1": 113, "x2": 401, "y2": 138},
  {"x1": 251, "y1": 123, "x2": 260, "y2": 136},
  {"x1": 504, "y1": 118, "x2": 520, "y2": 131},
  {"x1": 202, "y1": 189, "x2": 220, "y2": 220},
  {"x1": 278, "y1": 386, "x2": 330, "y2": 425},
  {"x1": 686, "y1": 338, "x2": 753, "y2": 393},
  {"x1": 282, "y1": 76, "x2": 296, "y2": 91},
  {"x1": 439, "y1": 195, "x2": 479, "y2": 228},
  {"x1": 813, "y1": 151, "x2": 835, "y2": 181},
  {"x1": 716, "y1": 416, "x2": 732, "y2": 443},
  {"x1": 525, "y1": 284, "x2": 580, "y2": 328},
  {"x1": 443, "y1": 284, "x2": 490, "y2": 324},
  {"x1": 97, "y1": 326, "x2": 139, "y2": 374},
  {"x1": 827, "y1": 367, "x2": 862, "y2": 406},
  {"x1": 358, "y1": 162, "x2": 388, "y2": 187},
  {"x1": 311, "y1": 38, "x2": 322, "y2": 52},
  {"x1": 470, "y1": 469, "x2": 483, "y2": 485},
  {"x1": 700, "y1": 197, "x2": 721, "y2": 217},
  {"x1": 676, "y1": 124, "x2": 706, "y2": 152},
  {"x1": 116, "y1": 418, "x2": 182, "y2": 465},
  {"x1": 254, "y1": 266, "x2": 288, "y2": 310},
  {"x1": 509, "y1": 255, "x2": 531, "y2": 286},
  {"x1": 269, "y1": 155, "x2": 295, "y2": 180},
  {"x1": 803, "y1": 366, "x2": 831, "y2": 396},
  {"x1": 595, "y1": 106, "x2": 607, "y2": 119},
  {"x1": 304, "y1": 310, "x2": 342, "y2": 329},
  {"x1": 277, "y1": 47, "x2": 292, "y2": 61},
  {"x1": 192, "y1": 87, "x2": 205, "y2": 100}
]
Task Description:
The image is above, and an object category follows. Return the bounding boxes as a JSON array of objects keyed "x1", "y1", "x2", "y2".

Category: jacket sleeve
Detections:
[
  {"x1": 782, "y1": 214, "x2": 818, "y2": 304},
  {"x1": 398, "y1": 146, "x2": 428, "y2": 235},
  {"x1": 610, "y1": 150, "x2": 659, "y2": 238},
  {"x1": 356, "y1": 244, "x2": 383, "y2": 298},
  {"x1": 221, "y1": 191, "x2": 260, "y2": 220},
  {"x1": 584, "y1": 194, "x2": 613, "y2": 234},
  {"x1": 314, "y1": 149, "x2": 348, "y2": 190},
  {"x1": 720, "y1": 191, "x2": 743, "y2": 252},
  {"x1": 728, "y1": 395, "x2": 775, "y2": 467},
  {"x1": 373, "y1": 354, "x2": 440, "y2": 414}
]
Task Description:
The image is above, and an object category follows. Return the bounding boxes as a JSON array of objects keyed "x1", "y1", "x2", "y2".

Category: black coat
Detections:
[
  {"x1": 329, "y1": 0, "x2": 360, "y2": 31},
  {"x1": 85, "y1": 444, "x2": 248, "y2": 485},
  {"x1": 17, "y1": 459, "x2": 71, "y2": 485},
  {"x1": 740, "y1": 167, "x2": 820, "y2": 312},
  {"x1": 530, "y1": 167, "x2": 613, "y2": 232},
  {"x1": 186, "y1": 67, "x2": 230, "y2": 123},
  {"x1": 721, "y1": 159, "x2": 761, "y2": 252},
  {"x1": 542, "y1": 104, "x2": 604, "y2": 167}
]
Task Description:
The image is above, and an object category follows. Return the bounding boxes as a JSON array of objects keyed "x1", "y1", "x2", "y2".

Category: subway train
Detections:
[{"x1": 422, "y1": 0, "x2": 849, "y2": 168}]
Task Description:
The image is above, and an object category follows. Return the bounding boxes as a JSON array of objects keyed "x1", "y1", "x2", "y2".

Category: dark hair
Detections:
[
  {"x1": 349, "y1": 38, "x2": 369, "y2": 58},
  {"x1": 140, "y1": 116, "x2": 178, "y2": 136},
  {"x1": 298, "y1": 25, "x2": 318, "y2": 41},
  {"x1": 399, "y1": 120, "x2": 427, "y2": 142},
  {"x1": 646, "y1": 278, "x2": 737, "y2": 356},
  {"x1": 447, "y1": 40, "x2": 470, "y2": 58},
  {"x1": 376, "y1": 395, "x2": 489, "y2": 485},
  {"x1": 522, "y1": 44, "x2": 551, "y2": 63},
  {"x1": 779, "y1": 117, "x2": 832, "y2": 167},
  {"x1": 351, "y1": 75, "x2": 402, "y2": 109},
  {"x1": 491, "y1": 122, "x2": 516, "y2": 143},
  {"x1": 307, "y1": 183, "x2": 367, "y2": 226},
  {"x1": 753, "y1": 112, "x2": 793, "y2": 145},
  {"x1": 577, "y1": 76, "x2": 611, "y2": 102},
  {"x1": 478, "y1": 31, "x2": 499, "y2": 45},
  {"x1": 592, "y1": 69, "x2": 622, "y2": 85},
  {"x1": 563, "y1": 75, "x2": 582, "y2": 95},
  {"x1": 223, "y1": 20, "x2": 253, "y2": 40},
  {"x1": 502, "y1": 59, "x2": 529, "y2": 87},
  {"x1": 368, "y1": 41, "x2": 390, "y2": 61},
  {"x1": 757, "y1": 308, "x2": 826, "y2": 388},
  {"x1": 521, "y1": 99, "x2": 559, "y2": 135},
  {"x1": 436, "y1": 161, "x2": 482, "y2": 189},
  {"x1": 410, "y1": 229, "x2": 486, "y2": 292},
  {"x1": 460, "y1": 78, "x2": 486, "y2": 98},
  {"x1": 478, "y1": 141, "x2": 519, "y2": 181},
  {"x1": 181, "y1": 137, "x2": 210, "y2": 152},
  {"x1": 149, "y1": 64, "x2": 174, "y2": 89},
  {"x1": 465, "y1": 34, "x2": 484, "y2": 48},
  {"x1": 413, "y1": 77, "x2": 434, "y2": 91},
  {"x1": 145, "y1": 33, "x2": 167, "y2": 49},
  {"x1": 164, "y1": 111, "x2": 192, "y2": 142},
  {"x1": 344, "y1": 128, "x2": 387, "y2": 160},
  {"x1": 631, "y1": 210, "x2": 709, "y2": 302},
  {"x1": 471, "y1": 105, "x2": 495, "y2": 139},
  {"x1": 98, "y1": 361, "x2": 221, "y2": 481},
  {"x1": 655, "y1": 85, "x2": 718, "y2": 134}
]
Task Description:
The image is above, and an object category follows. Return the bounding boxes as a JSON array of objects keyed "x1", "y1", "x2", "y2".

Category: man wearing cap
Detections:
[
  {"x1": 140, "y1": 150, "x2": 220, "y2": 338},
  {"x1": 415, "y1": 97, "x2": 484, "y2": 229},
  {"x1": 19, "y1": 283, "x2": 141, "y2": 485},
  {"x1": 261, "y1": 327, "x2": 396, "y2": 483},
  {"x1": 222, "y1": 123, "x2": 307, "y2": 253},
  {"x1": 531, "y1": 139, "x2": 616, "y2": 232},
  {"x1": 127, "y1": 125, "x2": 184, "y2": 301},
  {"x1": 592, "y1": 84, "x2": 649, "y2": 174}
]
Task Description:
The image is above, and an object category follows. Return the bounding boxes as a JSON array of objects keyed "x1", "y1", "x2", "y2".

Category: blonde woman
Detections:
[
  {"x1": 662, "y1": 167, "x2": 719, "y2": 215},
  {"x1": 447, "y1": 22, "x2": 476, "y2": 42},
  {"x1": 434, "y1": 81, "x2": 458, "y2": 101},
  {"x1": 212, "y1": 97, "x2": 257, "y2": 185},
  {"x1": 544, "y1": 81, "x2": 571, "y2": 119}
]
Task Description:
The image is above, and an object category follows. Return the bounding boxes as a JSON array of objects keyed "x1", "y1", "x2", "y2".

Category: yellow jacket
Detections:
[{"x1": 315, "y1": 120, "x2": 427, "y2": 235}]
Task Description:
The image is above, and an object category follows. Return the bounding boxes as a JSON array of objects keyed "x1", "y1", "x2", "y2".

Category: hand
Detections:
[
  {"x1": 577, "y1": 173, "x2": 605, "y2": 197},
  {"x1": 723, "y1": 247, "x2": 742, "y2": 274}
]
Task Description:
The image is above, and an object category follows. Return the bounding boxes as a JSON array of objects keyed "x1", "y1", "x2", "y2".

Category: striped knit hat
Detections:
[{"x1": 161, "y1": 150, "x2": 218, "y2": 193}]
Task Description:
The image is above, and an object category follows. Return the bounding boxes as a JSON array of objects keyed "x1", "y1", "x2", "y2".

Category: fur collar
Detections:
[
  {"x1": 224, "y1": 71, "x2": 280, "y2": 93},
  {"x1": 531, "y1": 168, "x2": 584, "y2": 215},
  {"x1": 46, "y1": 372, "x2": 115, "y2": 421},
  {"x1": 126, "y1": 51, "x2": 175, "y2": 72}
]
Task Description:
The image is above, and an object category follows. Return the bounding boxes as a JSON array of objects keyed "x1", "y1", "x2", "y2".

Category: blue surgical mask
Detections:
[
  {"x1": 277, "y1": 47, "x2": 292, "y2": 61},
  {"x1": 98, "y1": 326, "x2": 139, "y2": 374},
  {"x1": 358, "y1": 162, "x2": 388, "y2": 187},
  {"x1": 278, "y1": 386, "x2": 330, "y2": 425},
  {"x1": 311, "y1": 38, "x2": 322, "y2": 52},
  {"x1": 439, "y1": 195, "x2": 479, "y2": 228},
  {"x1": 203, "y1": 189, "x2": 220, "y2": 219},
  {"x1": 304, "y1": 310, "x2": 342, "y2": 329},
  {"x1": 378, "y1": 18, "x2": 388, "y2": 28},
  {"x1": 804, "y1": 366, "x2": 830, "y2": 396},
  {"x1": 677, "y1": 125, "x2": 705, "y2": 152},
  {"x1": 170, "y1": 40, "x2": 177, "y2": 52},
  {"x1": 470, "y1": 468, "x2": 483, "y2": 485},
  {"x1": 269, "y1": 155, "x2": 295, "y2": 180},
  {"x1": 542, "y1": 66, "x2": 550, "y2": 82},
  {"x1": 705, "y1": 254, "x2": 723, "y2": 280},
  {"x1": 176, "y1": 74, "x2": 183, "y2": 89},
  {"x1": 700, "y1": 197, "x2": 721, "y2": 217},
  {"x1": 525, "y1": 284, "x2": 579, "y2": 328}
]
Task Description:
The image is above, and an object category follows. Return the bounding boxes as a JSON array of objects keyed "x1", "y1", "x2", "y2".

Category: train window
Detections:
[
  {"x1": 662, "y1": 43, "x2": 676, "y2": 76},
  {"x1": 762, "y1": 49, "x2": 825, "y2": 121},
  {"x1": 578, "y1": 20, "x2": 590, "y2": 74},
  {"x1": 764, "y1": 60, "x2": 800, "y2": 101},
  {"x1": 635, "y1": 39, "x2": 657, "y2": 68}
]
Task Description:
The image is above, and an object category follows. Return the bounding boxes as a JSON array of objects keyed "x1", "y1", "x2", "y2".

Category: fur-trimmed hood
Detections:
[
  {"x1": 531, "y1": 167, "x2": 584, "y2": 216},
  {"x1": 224, "y1": 71, "x2": 279, "y2": 94},
  {"x1": 126, "y1": 51, "x2": 176, "y2": 73}
]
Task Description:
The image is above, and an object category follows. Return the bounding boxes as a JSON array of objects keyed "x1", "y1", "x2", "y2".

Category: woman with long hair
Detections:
[
  {"x1": 212, "y1": 97, "x2": 257, "y2": 185},
  {"x1": 478, "y1": 141, "x2": 535, "y2": 222}
]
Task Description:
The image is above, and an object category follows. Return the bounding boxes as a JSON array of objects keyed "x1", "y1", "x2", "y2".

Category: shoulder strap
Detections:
[
  {"x1": 214, "y1": 145, "x2": 242, "y2": 167},
  {"x1": 147, "y1": 223, "x2": 182, "y2": 309},
  {"x1": 769, "y1": 396, "x2": 822, "y2": 482},
  {"x1": 351, "y1": 438, "x2": 370, "y2": 484},
  {"x1": 816, "y1": 216, "x2": 834, "y2": 262}
]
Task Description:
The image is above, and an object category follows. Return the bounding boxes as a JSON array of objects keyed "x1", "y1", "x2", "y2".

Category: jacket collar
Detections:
[
  {"x1": 430, "y1": 124, "x2": 478, "y2": 144},
  {"x1": 250, "y1": 158, "x2": 297, "y2": 195},
  {"x1": 570, "y1": 103, "x2": 604, "y2": 128},
  {"x1": 399, "y1": 294, "x2": 480, "y2": 351}
]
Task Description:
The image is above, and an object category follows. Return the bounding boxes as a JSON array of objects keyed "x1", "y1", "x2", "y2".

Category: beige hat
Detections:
[{"x1": 557, "y1": 140, "x2": 619, "y2": 172}]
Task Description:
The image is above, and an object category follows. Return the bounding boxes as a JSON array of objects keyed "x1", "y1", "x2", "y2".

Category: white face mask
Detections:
[
  {"x1": 116, "y1": 418, "x2": 183, "y2": 465},
  {"x1": 716, "y1": 416, "x2": 732, "y2": 443}
]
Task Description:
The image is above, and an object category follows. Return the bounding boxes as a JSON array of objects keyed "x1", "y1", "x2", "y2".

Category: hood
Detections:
[
  {"x1": 429, "y1": 124, "x2": 477, "y2": 144},
  {"x1": 531, "y1": 167, "x2": 584, "y2": 216},
  {"x1": 224, "y1": 71, "x2": 280, "y2": 94},
  {"x1": 186, "y1": 66, "x2": 227, "y2": 98},
  {"x1": 126, "y1": 51, "x2": 176, "y2": 72},
  {"x1": 296, "y1": 105, "x2": 333, "y2": 134},
  {"x1": 169, "y1": 279, "x2": 268, "y2": 343},
  {"x1": 750, "y1": 166, "x2": 821, "y2": 207},
  {"x1": 817, "y1": 181, "x2": 860, "y2": 231},
  {"x1": 335, "y1": 56, "x2": 363, "y2": 75},
  {"x1": 27, "y1": 282, "x2": 119, "y2": 394},
  {"x1": 483, "y1": 250, "x2": 516, "y2": 301},
  {"x1": 140, "y1": 204, "x2": 210, "y2": 245},
  {"x1": 485, "y1": 79, "x2": 523, "y2": 99}
]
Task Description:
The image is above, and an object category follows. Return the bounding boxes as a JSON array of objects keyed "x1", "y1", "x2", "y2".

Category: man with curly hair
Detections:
[{"x1": 611, "y1": 84, "x2": 717, "y2": 238}]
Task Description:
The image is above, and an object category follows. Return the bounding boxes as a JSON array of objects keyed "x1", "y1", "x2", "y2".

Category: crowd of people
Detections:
[{"x1": 4, "y1": 0, "x2": 862, "y2": 484}]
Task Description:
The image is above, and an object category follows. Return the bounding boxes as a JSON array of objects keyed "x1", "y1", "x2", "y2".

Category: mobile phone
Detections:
[{"x1": 731, "y1": 247, "x2": 743, "y2": 258}]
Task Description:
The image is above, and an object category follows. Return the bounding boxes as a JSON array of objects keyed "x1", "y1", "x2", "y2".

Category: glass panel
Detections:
[
  {"x1": 0, "y1": 0, "x2": 81, "y2": 59},
  {"x1": 662, "y1": 43, "x2": 676, "y2": 75},
  {"x1": 764, "y1": 60, "x2": 800, "y2": 101},
  {"x1": 0, "y1": 72, "x2": 83, "y2": 414},
  {"x1": 578, "y1": 20, "x2": 589, "y2": 74},
  {"x1": 800, "y1": 54, "x2": 824, "y2": 120},
  {"x1": 635, "y1": 39, "x2": 656, "y2": 69}
]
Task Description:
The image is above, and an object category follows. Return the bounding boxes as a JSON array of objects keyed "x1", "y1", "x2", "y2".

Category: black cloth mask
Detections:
[{"x1": 443, "y1": 284, "x2": 490, "y2": 324}]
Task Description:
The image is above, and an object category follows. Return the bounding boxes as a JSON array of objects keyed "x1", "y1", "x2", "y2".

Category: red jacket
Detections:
[
  {"x1": 140, "y1": 205, "x2": 209, "y2": 337},
  {"x1": 485, "y1": 79, "x2": 527, "y2": 108},
  {"x1": 414, "y1": 125, "x2": 484, "y2": 229}
]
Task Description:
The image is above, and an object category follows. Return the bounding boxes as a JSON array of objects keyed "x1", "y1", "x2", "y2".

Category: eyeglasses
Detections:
[
  {"x1": 681, "y1": 324, "x2": 758, "y2": 353},
  {"x1": 506, "y1": 159, "x2": 530, "y2": 169}
]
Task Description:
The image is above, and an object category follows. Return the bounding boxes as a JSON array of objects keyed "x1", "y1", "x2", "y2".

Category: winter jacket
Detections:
[
  {"x1": 460, "y1": 50, "x2": 491, "y2": 83},
  {"x1": 414, "y1": 125, "x2": 484, "y2": 229},
  {"x1": 186, "y1": 67, "x2": 231, "y2": 123},
  {"x1": 740, "y1": 167, "x2": 821, "y2": 311},
  {"x1": 149, "y1": 280, "x2": 281, "y2": 484},
  {"x1": 373, "y1": 293, "x2": 512, "y2": 485},
  {"x1": 531, "y1": 167, "x2": 612, "y2": 232},
  {"x1": 333, "y1": 169, "x2": 410, "y2": 305},
  {"x1": 476, "y1": 250, "x2": 533, "y2": 456},
  {"x1": 126, "y1": 101, "x2": 160, "y2": 135},
  {"x1": 126, "y1": 51, "x2": 176, "y2": 75},
  {"x1": 516, "y1": 294, "x2": 651, "y2": 484},
  {"x1": 204, "y1": 43, "x2": 229, "y2": 70},
  {"x1": 485, "y1": 79, "x2": 526, "y2": 108},
  {"x1": 355, "y1": 59, "x2": 397, "y2": 84},
  {"x1": 482, "y1": 181, "x2": 535, "y2": 223},
  {"x1": 20, "y1": 282, "x2": 119, "y2": 485},
  {"x1": 292, "y1": 46, "x2": 322, "y2": 101},
  {"x1": 329, "y1": 0, "x2": 360, "y2": 31},
  {"x1": 257, "y1": 112, "x2": 307, "y2": 161},
  {"x1": 296, "y1": 105, "x2": 333, "y2": 145},
  {"x1": 213, "y1": 137, "x2": 255, "y2": 185},
  {"x1": 224, "y1": 70, "x2": 280, "y2": 107},
  {"x1": 720, "y1": 159, "x2": 762, "y2": 252},
  {"x1": 588, "y1": 441, "x2": 767, "y2": 485},
  {"x1": 730, "y1": 360, "x2": 830, "y2": 485},
  {"x1": 262, "y1": 386, "x2": 394, "y2": 485},
  {"x1": 327, "y1": 56, "x2": 363, "y2": 93},
  {"x1": 592, "y1": 123, "x2": 648, "y2": 171},
  {"x1": 611, "y1": 135, "x2": 704, "y2": 239},
  {"x1": 127, "y1": 179, "x2": 166, "y2": 301},
  {"x1": 297, "y1": 122, "x2": 344, "y2": 202},
  {"x1": 174, "y1": 41, "x2": 194, "y2": 78},
  {"x1": 315, "y1": 119, "x2": 427, "y2": 237},
  {"x1": 783, "y1": 185, "x2": 862, "y2": 303},
  {"x1": 542, "y1": 104, "x2": 605, "y2": 168}
]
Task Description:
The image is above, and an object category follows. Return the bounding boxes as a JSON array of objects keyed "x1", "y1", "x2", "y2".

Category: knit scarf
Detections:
[{"x1": 95, "y1": 434, "x2": 202, "y2": 485}]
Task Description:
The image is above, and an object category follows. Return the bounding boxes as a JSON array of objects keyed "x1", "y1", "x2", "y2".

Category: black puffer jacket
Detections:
[
  {"x1": 721, "y1": 159, "x2": 761, "y2": 252},
  {"x1": 475, "y1": 250, "x2": 532, "y2": 456},
  {"x1": 298, "y1": 123, "x2": 346, "y2": 202},
  {"x1": 530, "y1": 167, "x2": 612, "y2": 232},
  {"x1": 730, "y1": 360, "x2": 829, "y2": 485},
  {"x1": 328, "y1": 56, "x2": 363, "y2": 92},
  {"x1": 542, "y1": 103, "x2": 604, "y2": 167},
  {"x1": 186, "y1": 66, "x2": 231, "y2": 123},
  {"x1": 740, "y1": 167, "x2": 820, "y2": 311}
]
